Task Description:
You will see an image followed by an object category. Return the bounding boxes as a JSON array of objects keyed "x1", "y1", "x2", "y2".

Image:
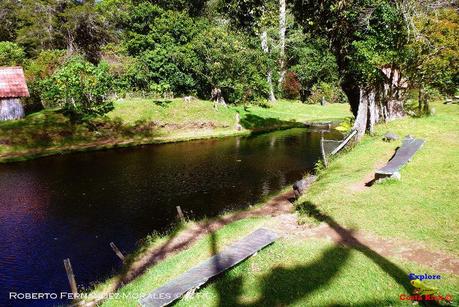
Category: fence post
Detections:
[
  {"x1": 110, "y1": 242, "x2": 125, "y2": 262},
  {"x1": 63, "y1": 258, "x2": 78, "y2": 298}
]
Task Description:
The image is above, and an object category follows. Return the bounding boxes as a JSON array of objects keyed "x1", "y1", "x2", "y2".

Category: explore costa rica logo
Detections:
[{"x1": 399, "y1": 273, "x2": 453, "y2": 303}]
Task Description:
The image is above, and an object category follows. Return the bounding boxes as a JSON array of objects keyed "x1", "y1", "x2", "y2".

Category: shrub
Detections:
[
  {"x1": 282, "y1": 71, "x2": 301, "y2": 99},
  {"x1": 307, "y1": 82, "x2": 347, "y2": 104},
  {"x1": 39, "y1": 56, "x2": 113, "y2": 116},
  {"x1": 25, "y1": 50, "x2": 67, "y2": 109},
  {"x1": 0, "y1": 42, "x2": 25, "y2": 66}
]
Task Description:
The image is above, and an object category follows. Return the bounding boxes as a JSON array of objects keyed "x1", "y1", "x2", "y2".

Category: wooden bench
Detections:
[
  {"x1": 140, "y1": 228, "x2": 278, "y2": 307},
  {"x1": 375, "y1": 136, "x2": 425, "y2": 180}
]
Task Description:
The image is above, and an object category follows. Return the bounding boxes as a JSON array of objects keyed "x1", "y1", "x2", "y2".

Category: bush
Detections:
[
  {"x1": 25, "y1": 50, "x2": 67, "y2": 109},
  {"x1": 122, "y1": 4, "x2": 205, "y2": 96},
  {"x1": 0, "y1": 42, "x2": 25, "y2": 66},
  {"x1": 282, "y1": 71, "x2": 301, "y2": 99},
  {"x1": 307, "y1": 82, "x2": 347, "y2": 104},
  {"x1": 39, "y1": 56, "x2": 113, "y2": 116},
  {"x1": 100, "y1": 44, "x2": 138, "y2": 97}
]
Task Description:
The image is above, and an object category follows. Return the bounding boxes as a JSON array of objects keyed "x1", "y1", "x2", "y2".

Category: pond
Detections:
[{"x1": 0, "y1": 127, "x2": 341, "y2": 306}]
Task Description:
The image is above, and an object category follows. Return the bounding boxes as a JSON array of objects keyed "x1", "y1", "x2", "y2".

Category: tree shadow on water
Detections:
[{"x1": 240, "y1": 113, "x2": 302, "y2": 131}]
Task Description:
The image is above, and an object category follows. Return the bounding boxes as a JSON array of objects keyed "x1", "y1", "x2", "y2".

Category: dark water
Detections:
[{"x1": 0, "y1": 128, "x2": 341, "y2": 306}]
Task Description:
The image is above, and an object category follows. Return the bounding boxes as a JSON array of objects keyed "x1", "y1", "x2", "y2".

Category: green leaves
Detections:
[
  {"x1": 0, "y1": 42, "x2": 25, "y2": 66},
  {"x1": 39, "y1": 56, "x2": 113, "y2": 116},
  {"x1": 191, "y1": 26, "x2": 270, "y2": 103},
  {"x1": 404, "y1": 8, "x2": 459, "y2": 96}
]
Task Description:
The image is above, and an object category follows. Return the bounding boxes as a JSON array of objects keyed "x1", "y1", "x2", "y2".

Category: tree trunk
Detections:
[
  {"x1": 352, "y1": 89, "x2": 369, "y2": 138},
  {"x1": 278, "y1": 0, "x2": 287, "y2": 88},
  {"x1": 351, "y1": 89, "x2": 405, "y2": 138},
  {"x1": 261, "y1": 30, "x2": 276, "y2": 102}
]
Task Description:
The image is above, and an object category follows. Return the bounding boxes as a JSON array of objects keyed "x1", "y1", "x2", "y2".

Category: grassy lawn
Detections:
[
  {"x1": 108, "y1": 98, "x2": 350, "y2": 129},
  {"x1": 0, "y1": 99, "x2": 351, "y2": 162},
  {"x1": 94, "y1": 220, "x2": 459, "y2": 307},
  {"x1": 87, "y1": 101, "x2": 458, "y2": 306},
  {"x1": 297, "y1": 101, "x2": 459, "y2": 255}
]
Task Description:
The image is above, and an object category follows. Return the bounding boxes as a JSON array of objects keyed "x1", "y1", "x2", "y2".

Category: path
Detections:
[{"x1": 269, "y1": 213, "x2": 459, "y2": 275}]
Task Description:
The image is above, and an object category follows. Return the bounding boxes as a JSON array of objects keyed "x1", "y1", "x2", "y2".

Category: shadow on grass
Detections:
[
  {"x1": 85, "y1": 192, "x2": 296, "y2": 305},
  {"x1": 86, "y1": 192, "x2": 437, "y2": 306},
  {"x1": 152, "y1": 100, "x2": 173, "y2": 107},
  {"x1": 212, "y1": 230, "x2": 352, "y2": 306},
  {"x1": 206, "y1": 201, "x2": 433, "y2": 306}
]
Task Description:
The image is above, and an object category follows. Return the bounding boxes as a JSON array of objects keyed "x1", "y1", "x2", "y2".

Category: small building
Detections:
[{"x1": 0, "y1": 66, "x2": 29, "y2": 121}]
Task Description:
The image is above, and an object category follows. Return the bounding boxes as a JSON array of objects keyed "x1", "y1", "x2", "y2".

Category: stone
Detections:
[
  {"x1": 292, "y1": 175, "x2": 317, "y2": 198},
  {"x1": 382, "y1": 132, "x2": 399, "y2": 142}
]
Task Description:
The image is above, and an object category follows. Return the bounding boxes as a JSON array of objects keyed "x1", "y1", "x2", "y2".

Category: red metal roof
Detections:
[{"x1": 0, "y1": 67, "x2": 29, "y2": 98}]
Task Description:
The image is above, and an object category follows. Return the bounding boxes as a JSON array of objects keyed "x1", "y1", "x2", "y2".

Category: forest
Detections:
[{"x1": 0, "y1": 0, "x2": 457, "y2": 137}]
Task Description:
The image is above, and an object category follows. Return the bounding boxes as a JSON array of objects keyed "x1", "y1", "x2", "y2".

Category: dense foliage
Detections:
[
  {"x1": 0, "y1": 0, "x2": 457, "y2": 118},
  {"x1": 39, "y1": 56, "x2": 112, "y2": 116}
]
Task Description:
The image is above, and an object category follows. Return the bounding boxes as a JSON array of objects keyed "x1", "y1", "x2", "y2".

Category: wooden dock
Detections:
[
  {"x1": 140, "y1": 228, "x2": 278, "y2": 307},
  {"x1": 376, "y1": 136, "x2": 425, "y2": 179}
]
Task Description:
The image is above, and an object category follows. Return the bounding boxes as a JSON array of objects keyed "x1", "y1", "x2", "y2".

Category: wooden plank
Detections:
[
  {"x1": 110, "y1": 242, "x2": 125, "y2": 262},
  {"x1": 140, "y1": 228, "x2": 278, "y2": 307},
  {"x1": 320, "y1": 131, "x2": 328, "y2": 167},
  {"x1": 63, "y1": 258, "x2": 78, "y2": 297},
  {"x1": 330, "y1": 129, "x2": 357, "y2": 156},
  {"x1": 176, "y1": 206, "x2": 185, "y2": 223},
  {"x1": 376, "y1": 137, "x2": 425, "y2": 178}
]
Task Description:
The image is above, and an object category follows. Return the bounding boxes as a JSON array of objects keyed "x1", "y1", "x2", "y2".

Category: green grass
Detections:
[
  {"x1": 297, "y1": 101, "x2": 459, "y2": 255},
  {"x1": 108, "y1": 98, "x2": 349, "y2": 126},
  {"x1": 95, "y1": 229, "x2": 459, "y2": 307},
  {"x1": 0, "y1": 98, "x2": 351, "y2": 162},
  {"x1": 89, "y1": 217, "x2": 270, "y2": 306},
  {"x1": 176, "y1": 239, "x2": 459, "y2": 307}
]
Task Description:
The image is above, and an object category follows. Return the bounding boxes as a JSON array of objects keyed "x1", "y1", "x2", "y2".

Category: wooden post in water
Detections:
[
  {"x1": 110, "y1": 242, "x2": 125, "y2": 262},
  {"x1": 63, "y1": 258, "x2": 78, "y2": 297},
  {"x1": 176, "y1": 206, "x2": 185, "y2": 223},
  {"x1": 320, "y1": 131, "x2": 328, "y2": 167}
]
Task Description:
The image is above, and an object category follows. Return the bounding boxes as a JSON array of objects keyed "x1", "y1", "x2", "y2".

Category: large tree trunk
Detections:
[
  {"x1": 261, "y1": 30, "x2": 276, "y2": 102},
  {"x1": 278, "y1": 0, "x2": 287, "y2": 87},
  {"x1": 344, "y1": 82, "x2": 404, "y2": 139}
]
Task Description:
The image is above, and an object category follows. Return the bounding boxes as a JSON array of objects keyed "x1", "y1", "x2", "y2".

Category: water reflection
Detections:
[{"x1": 0, "y1": 128, "x2": 341, "y2": 306}]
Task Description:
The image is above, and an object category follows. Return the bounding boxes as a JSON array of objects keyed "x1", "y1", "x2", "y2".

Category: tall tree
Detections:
[
  {"x1": 292, "y1": 0, "x2": 408, "y2": 137},
  {"x1": 278, "y1": 0, "x2": 286, "y2": 87},
  {"x1": 61, "y1": 1, "x2": 112, "y2": 63},
  {"x1": 0, "y1": 0, "x2": 20, "y2": 42},
  {"x1": 400, "y1": 2, "x2": 458, "y2": 114},
  {"x1": 222, "y1": 0, "x2": 277, "y2": 102}
]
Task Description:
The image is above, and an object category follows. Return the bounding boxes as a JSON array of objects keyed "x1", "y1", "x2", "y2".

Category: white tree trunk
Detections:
[
  {"x1": 367, "y1": 90, "x2": 377, "y2": 135},
  {"x1": 261, "y1": 30, "x2": 276, "y2": 102},
  {"x1": 278, "y1": 0, "x2": 286, "y2": 87},
  {"x1": 353, "y1": 89, "x2": 369, "y2": 139}
]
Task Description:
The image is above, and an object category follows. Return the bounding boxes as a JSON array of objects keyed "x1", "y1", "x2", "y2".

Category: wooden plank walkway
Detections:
[
  {"x1": 376, "y1": 137, "x2": 425, "y2": 179},
  {"x1": 140, "y1": 228, "x2": 278, "y2": 307}
]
